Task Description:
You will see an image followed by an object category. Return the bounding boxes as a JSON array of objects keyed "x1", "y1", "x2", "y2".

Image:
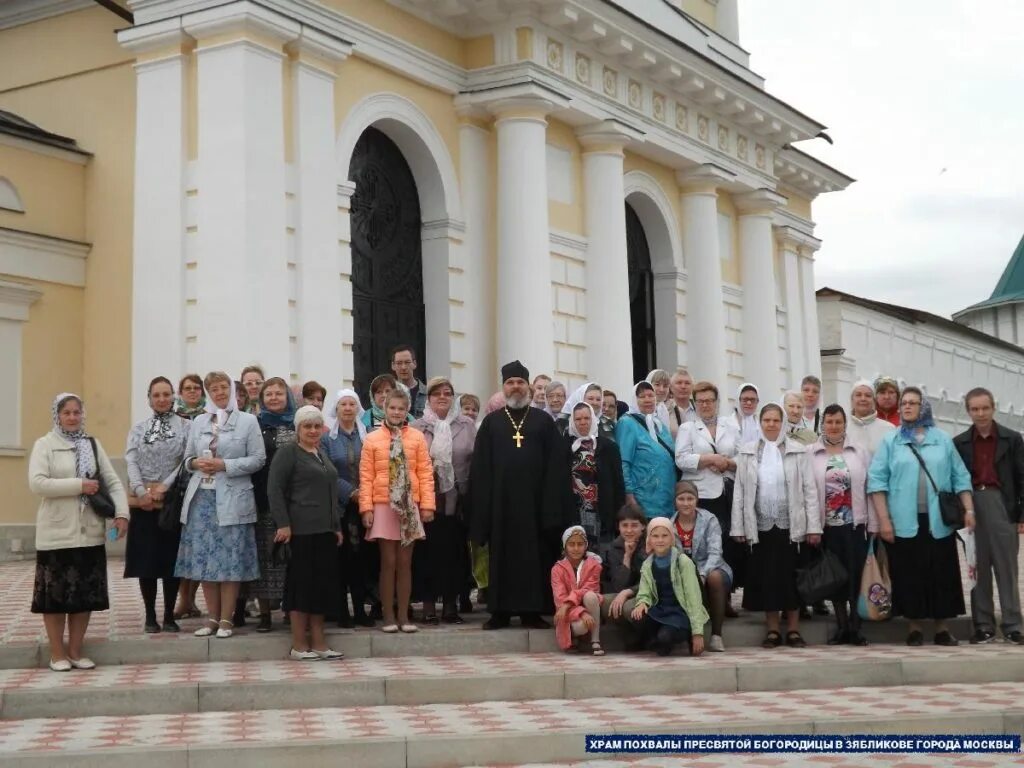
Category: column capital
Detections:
[
  {"x1": 735, "y1": 188, "x2": 787, "y2": 216},
  {"x1": 455, "y1": 104, "x2": 493, "y2": 131},
  {"x1": 118, "y1": 18, "x2": 194, "y2": 58},
  {"x1": 774, "y1": 224, "x2": 821, "y2": 254},
  {"x1": 183, "y1": 0, "x2": 299, "y2": 50},
  {"x1": 0, "y1": 279, "x2": 41, "y2": 322},
  {"x1": 576, "y1": 119, "x2": 644, "y2": 154},
  {"x1": 457, "y1": 82, "x2": 570, "y2": 121},
  {"x1": 286, "y1": 26, "x2": 352, "y2": 69},
  {"x1": 677, "y1": 163, "x2": 736, "y2": 195}
]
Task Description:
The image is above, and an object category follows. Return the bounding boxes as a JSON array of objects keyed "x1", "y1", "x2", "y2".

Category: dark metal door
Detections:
[
  {"x1": 626, "y1": 202, "x2": 656, "y2": 384},
  {"x1": 348, "y1": 127, "x2": 426, "y2": 404}
]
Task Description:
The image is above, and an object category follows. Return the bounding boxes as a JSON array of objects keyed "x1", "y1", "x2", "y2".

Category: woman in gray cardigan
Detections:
[{"x1": 269, "y1": 406, "x2": 344, "y2": 661}]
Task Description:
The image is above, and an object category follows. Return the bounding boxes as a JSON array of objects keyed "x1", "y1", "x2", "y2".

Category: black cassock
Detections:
[{"x1": 469, "y1": 405, "x2": 571, "y2": 615}]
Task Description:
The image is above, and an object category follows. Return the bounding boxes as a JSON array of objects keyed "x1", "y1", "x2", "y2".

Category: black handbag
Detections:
[
  {"x1": 158, "y1": 462, "x2": 189, "y2": 532},
  {"x1": 272, "y1": 541, "x2": 292, "y2": 568},
  {"x1": 86, "y1": 438, "x2": 117, "y2": 519},
  {"x1": 796, "y1": 547, "x2": 848, "y2": 605},
  {"x1": 907, "y1": 443, "x2": 967, "y2": 527}
]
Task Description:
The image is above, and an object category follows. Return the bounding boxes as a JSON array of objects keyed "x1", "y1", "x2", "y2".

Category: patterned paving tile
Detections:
[
  {"x1": 479, "y1": 758, "x2": 1024, "y2": 768},
  {"x1": 0, "y1": 682, "x2": 1016, "y2": 753}
]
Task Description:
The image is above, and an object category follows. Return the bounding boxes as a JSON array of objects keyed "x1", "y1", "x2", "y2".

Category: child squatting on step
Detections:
[{"x1": 551, "y1": 525, "x2": 605, "y2": 655}]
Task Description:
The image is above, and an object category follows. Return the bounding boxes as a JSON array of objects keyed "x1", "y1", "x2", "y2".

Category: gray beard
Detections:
[{"x1": 506, "y1": 393, "x2": 531, "y2": 409}]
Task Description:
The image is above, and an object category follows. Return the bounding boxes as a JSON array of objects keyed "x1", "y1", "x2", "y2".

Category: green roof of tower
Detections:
[{"x1": 955, "y1": 233, "x2": 1024, "y2": 315}]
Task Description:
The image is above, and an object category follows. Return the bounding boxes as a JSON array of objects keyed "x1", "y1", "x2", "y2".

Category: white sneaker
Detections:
[
  {"x1": 314, "y1": 648, "x2": 344, "y2": 660},
  {"x1": 708, "y1": 635, "x2": 725, "y2": 653},
  {"x1": 68, "y1": 657, "x2": 96, "y2": 669},
  {"x1": 289, "y1": 648, "x2": 319, "y2": 661}
]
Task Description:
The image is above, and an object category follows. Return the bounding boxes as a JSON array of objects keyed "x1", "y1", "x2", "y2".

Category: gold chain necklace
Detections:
[{"x1": 504, "y1": 407, "x2": 528, "y2": 448}]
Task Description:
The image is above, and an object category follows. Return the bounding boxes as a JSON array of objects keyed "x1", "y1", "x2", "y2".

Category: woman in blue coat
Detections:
[
  {"x1": 867, "y1": 387, "x2": 974, "y2": 647},
  {"x1": 616, "y1": 381, "x2": 678, "y2": 519}
]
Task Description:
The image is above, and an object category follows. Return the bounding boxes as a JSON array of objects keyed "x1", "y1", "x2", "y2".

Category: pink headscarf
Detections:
[
  {"x1": 484, "y1": 391, "x2": 506, "y2": 415},
  {"x1": 645, "y1": 516, "x2": 674, "y2": 555}
]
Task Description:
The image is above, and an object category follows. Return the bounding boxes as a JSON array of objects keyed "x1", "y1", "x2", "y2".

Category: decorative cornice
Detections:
[
  {"x1": 676, "y1": 163, "x2": 736, "y2": 191},
  {"x1": 774, "y1": 223, "x2": 821, "y2": 254},
  {"x1": 0, "y1": 227, "x2": 90, "y2": 287},
  {"x1": 576, "y1": 118, "x2": 644, "y2": 149},
  {"x1": 734, "y1": 188, "x2": 787, "y2": 215},
  {"x1": 117, "y1": 17, "x2": 191, "y2": 54},
  {"x1": 0, "y1": 0, "x2": 91, "y2": 31},
  {"x1": 421, "y1": 218, "x2": 466, "y2": 242},
  {"x1": 0, "y1": 279, "x2": 42, "y2": 322},
  {"x1": 775, "y1": 146, "x2": 855, "y2": 198},
  {"x1": 550, "y1": 229, "x2": 588, "y2": 258},
  {"x1": 0, "y1": 132, "x2": 90, "y2": 164},
  {"x1": 181, "y1": 1, "x2": 299, "y2": 44},
  {"x1": 286, "y1": 25, "x2": 352, "y2": 64}
]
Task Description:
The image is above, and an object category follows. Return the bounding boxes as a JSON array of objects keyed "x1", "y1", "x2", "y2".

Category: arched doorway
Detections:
[
  {"x1": 348, "y1": 127, "x2": 426, "y2": 402},
  {"x1": 626, "y1": 201, "x2": 656, "y2": 383}
]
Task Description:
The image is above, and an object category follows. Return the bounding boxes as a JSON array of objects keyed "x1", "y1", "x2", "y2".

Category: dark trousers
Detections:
[
  {"x1": 337, "y1": 501, "x2": 371, "y2": 618},
  {"x1": 972, "y1": 489, "x2": 1022, "y2": 634},
  {"x1": 639, "y1": 616, "x2": 691, "y2": 656}
]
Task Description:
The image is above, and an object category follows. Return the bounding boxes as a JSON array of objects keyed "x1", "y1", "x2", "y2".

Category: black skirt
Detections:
[
  {"x1": 124, "y1": 508, "x2": 181, "y2": 579},
  {"x1": 823, "y1": 523, "x2": 868, "y2": 605},
  {"x1": 889, "y1": 513, "x2": 965, "y2": 620},
  {"x1": 283, "y1": 532, "x2": 341, "y2": 615},
  {"x1": 32, "y1": 545, "x2": 109, "y2": 614},
  {"x1": 414, "y1": 496, "x2": 468, "y2": 603},
  {"x1": 742, "y1": 525, "x2": 800, "y2": 612}
]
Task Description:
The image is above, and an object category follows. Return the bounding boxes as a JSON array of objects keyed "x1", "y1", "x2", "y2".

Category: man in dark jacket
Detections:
[{"x1": 953, "y1": 387, "x2": 1024, "y2": 644}]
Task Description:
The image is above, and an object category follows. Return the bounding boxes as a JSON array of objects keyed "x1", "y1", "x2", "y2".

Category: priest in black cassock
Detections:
[{"x1": 469, "y1": 360, "x2": 571, "y2": 629}]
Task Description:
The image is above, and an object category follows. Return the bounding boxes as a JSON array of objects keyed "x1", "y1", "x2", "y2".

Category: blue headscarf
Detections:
[
  {"x1": 257, "y1": 382, "x2": 297, "y2": 431},
  {"x1": 899, "y1": 389, "x2": 934, "y2": 441}
]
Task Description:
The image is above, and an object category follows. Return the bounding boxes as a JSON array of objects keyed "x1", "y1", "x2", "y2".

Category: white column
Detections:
[
  {"x1": 125, "y1": 36, "x2": 188, "y2": 424},
  {"x1": 716, "y1": 0, "x2": 740, "y2": 44},
  {"x1": 800, "y1": 247, "x2": 823, "y2": 378},
  {"x1": 492, "y1": 97, "x2": 556, "y2": 376},
  {"x1": 458, "y1": 111, "x2": 496, "y2": 399},
  {"x1": 578, "y1": 121, "x2": 634, "y2": 394},
  {"x1": 186, "y1": 9, "x2": 297, "y2": 378},
  {"x1": 736, "y1": 189, "x2": 786, "y2": 397},
  {"x1": 678, "y1": 166, "x2": 732, "y2": 392},
  {"x1": 776, "y1": 229, "x2": 807, "y2": 381},
  {"x1": 290, "y1": 31, "x2": 350, "y2": 390}
]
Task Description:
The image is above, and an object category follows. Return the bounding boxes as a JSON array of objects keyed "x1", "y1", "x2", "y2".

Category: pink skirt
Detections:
[{"x1": 367, "y1": 502, "x2": 425, "y2": 543}]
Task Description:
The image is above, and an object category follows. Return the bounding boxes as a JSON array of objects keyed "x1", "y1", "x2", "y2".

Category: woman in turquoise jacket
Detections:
[
  {"x1": 616, "y1": 381, "x2": 678, "y2": 519},
  {"x1": 867, "y1": 387, "x2": 974, "y2": 647}
]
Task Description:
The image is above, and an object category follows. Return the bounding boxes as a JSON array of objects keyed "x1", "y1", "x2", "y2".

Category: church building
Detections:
[{"x1": 0, "y1": 0, "x2": 850, "y2": 547}]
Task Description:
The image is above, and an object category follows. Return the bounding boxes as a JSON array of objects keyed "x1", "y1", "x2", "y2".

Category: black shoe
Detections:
[
  {"x1": 459, "y1": 595, "x2": 474, "y2": 614},
  {"x1": 813, "y1": 601, "x2": 830, "y2": 616},
  {"x1": 256, "y1": 614, "x2": 272, "y2": 633},
  {"x1": 847, "y1": 631, "x2": 868, "y2": 646},
  {"x1": 799, "y1": 606, "x2": 812, "y2": 620},
  {"x1": 421, "y1": 613, "x2": 440, "y2": 626},
  {"x1": 337, "y1": 617, "x2": 355, "y2": 629},
  {"x1": 906, "y1": 630, "x2": 924, "y2": 646},
  {"x1": 144, "y1": 620, "x2": 161, "y2": 634},
  {"x1": 482, "y1": 613, "x2": 510, "y2": 630},
  {"x1": 1005, "y1": 631, "x2": 1024, "y2": 645},
  {"x1": 970, "y1": 629, "x2": 997, "y2": 644},
  {"x1": 520, "y1": 614, "x2": 550, "y2": 629},
  {"x1": 354, "y1": 613, "x2": 375, "y2": 628},
  {"x1": 476, "y1": 588, "x2": 488, "y2": 605},
  {"x1": 232, "y1": 608, "x2": 247, "y2": 628},
  {"x1": 827, "y1": 628, "x2": 847, "y2": 645},
  {"x1": 161, "y1": 619, "x2": 181, "y2": 633},
  {"x1": 934, "y1": 630, "x2": 959, "y2": 647},
  {"x1": 442, "y1": 613, "x2": 465, "y2": 625},
  {"x1": 370, "y1": 603, "x2": 384, "y2": 620}
]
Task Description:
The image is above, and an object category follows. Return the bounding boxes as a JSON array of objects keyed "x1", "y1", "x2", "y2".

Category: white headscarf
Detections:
[
  {"x1": 756, "y1": 404, "x2": 787, "y2": 519},
  {"x1": 323, "y1": 388, "x2": 367, "y2": 440},
  {"x1": 567, "y1": 402, "x2": 599, "y2": 453},
  {"x1": 51, "y1": 392, "x2": 96, "y2": 486},
  {"x1": 422, "y1": 393, "x2": 458, "y2": 495},
  {"x1": 561, "y1": 382, "x2": 599, "y2": 416},
  {"x1": 628, "y1": 381, "x2": 661, "y2": 442},
  {"x1": 734, "y1": 382, "x2": 761, "y2": 445},
  {"x1": 849, "y1": 379, "x2": 878, "y2": 425},
  {"x1": 646, "y1": 369, "x2": 672, "y2": 428},
  {"x1": 204, "y1": 377, "x2": 237, "y2": 425}
]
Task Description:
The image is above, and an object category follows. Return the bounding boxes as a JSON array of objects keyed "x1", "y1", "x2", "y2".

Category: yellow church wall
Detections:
[
  {"x1": 333, "y1": 56, "x2": 460, "y2": 173},
  {"x1": 319, "y1": 0, "x2": 466, "y2": 67},
  {"x1": 0, "y1": 145, "x2": 86, "y2": 242},
  {"x1": 716, "y1": 192, "x2": 740, "y2": 285},
  {"x1": 465, "y1": 36, "x2": 495, "y2": 69},
  {"x1": 0, "y1": 63, "x2": 137, "y2": 453},
  {"x1": 0, "y1": 7, "x2": 131, "y2": 94},
  {"x1": 546, "y1": 119, "x2": 583, "y2": 235},
  {"x1": 0, "y1": 280, "x2": 84, "y2": 525},
  {"x1": 681, "y1": 0, "x2": 717, "y2": 28},
  {"x1": 784, "y1": 191, "x2": 813, "y2": 221}
]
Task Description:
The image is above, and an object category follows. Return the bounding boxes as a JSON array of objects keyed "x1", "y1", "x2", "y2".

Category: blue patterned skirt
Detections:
[{"x1": 175, "y1": 490, "x2": 259, "y2": 582}]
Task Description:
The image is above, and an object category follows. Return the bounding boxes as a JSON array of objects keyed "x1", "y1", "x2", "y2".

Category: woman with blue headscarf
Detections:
[{"x1": 867, "y1": 386, "x2": 974, "y2": 647}]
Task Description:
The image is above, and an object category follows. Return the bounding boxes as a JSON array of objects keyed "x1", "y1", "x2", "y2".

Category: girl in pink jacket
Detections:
[{"x1": 551, "y1": 526, "x2": 605, "y2": 655}]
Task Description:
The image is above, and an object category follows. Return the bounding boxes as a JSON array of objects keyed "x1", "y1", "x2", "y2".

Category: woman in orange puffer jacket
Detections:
[{"x1": 359, "y1": 388, "x2": 435, "y2": 633}]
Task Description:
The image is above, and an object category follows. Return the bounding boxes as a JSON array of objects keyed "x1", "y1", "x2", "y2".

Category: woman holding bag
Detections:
[
  {"x1": 124, "y1": 376, "x2": 189, "y2": 634},
  {"x1": 809, "y1": 404, "x2": 877, "y2": 645},
  {"x1": 867, "y1": 387, "x2": 973, "y2": 646}
]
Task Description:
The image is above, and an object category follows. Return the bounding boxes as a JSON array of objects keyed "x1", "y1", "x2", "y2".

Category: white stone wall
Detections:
[
  {"x1": 550, "y1": 232, "x2": 588, "y2": 391},
  {"x1": 818, "y1": 295, "x2": 1024, "y2": 435}
]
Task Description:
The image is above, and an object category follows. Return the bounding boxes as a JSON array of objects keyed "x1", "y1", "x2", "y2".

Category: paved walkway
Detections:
[{"x1": 485, "y1": 756, "x2": 1024, "y2": 768}]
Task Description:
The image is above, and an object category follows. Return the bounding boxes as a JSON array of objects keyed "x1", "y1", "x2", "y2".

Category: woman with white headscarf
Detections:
[
  {"x1": 29, "y1": 392, "x2": 129, "y2": 671},
  {"x1": 320, "y1": 388, "x2": 373, "y2": 628},
  {"x1": 562, "y1": 382, "x2": 616, "y2": 442},
  {"x1": 412, "y1": 376, "x2": 477, "y2": 624},
  {"x1": 731, "y1": 403, "x2": 821, "y2": 649},
  {"x1": 615, "y1": 381, "x2": 678, "y2": 519},
  {"x1": 565, "y1": 402, "x2": 625, "y2": 548},
  {"x1": 726, "y1": 383, "x2": 762, "y2": 446}
]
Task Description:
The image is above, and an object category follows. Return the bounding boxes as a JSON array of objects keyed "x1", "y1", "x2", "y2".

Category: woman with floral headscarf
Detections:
[
  {"x1": 868, "y1": 386, "x2": 974, "y2": 646},
  {"x1": 413, "y1": 376, "x2": 476, "y2": 623},
  {"x1": 565, "y1": 402, "x2": 624, "y2": 548},
  {"x1": 124, "y1": 376, "x2": 189, "y2": 633},
  {"x1": 29, "y1": 393, "x2": 129, "y2": 671}
]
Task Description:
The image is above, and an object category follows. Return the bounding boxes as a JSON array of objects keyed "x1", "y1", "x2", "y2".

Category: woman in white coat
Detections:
[
  {"x1": 28, "y1": 393, "x2": 129, "y2": 671},
  {"x1": 731, "y1": 403, "x2": 821, "y2": 648}
]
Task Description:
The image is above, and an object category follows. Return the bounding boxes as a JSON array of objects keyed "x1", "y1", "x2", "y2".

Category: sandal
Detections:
[
  {"x1": 591, "y1": 641, "x2": 605, "y2": 657},
  {"x1": 194, "y1": 619, "x2": 218, "y2": 637},
  {"x1": 215, "y1": 619, "x2": 234, "y2": 639},
  {"x1": 785, "y1": 631, "x2": 807, "y2": 648},
  {"x1": 381, "y1": 624, "x2": 399, "y2": 633},
  {"x1": 761, "y1": 631, "x2": 781, "y2": 649},
  {"x1": 399, "y1": 623, "x2": 418, "y2": 633}
]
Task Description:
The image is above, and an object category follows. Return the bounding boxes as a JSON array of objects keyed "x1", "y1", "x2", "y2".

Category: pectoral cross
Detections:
[{"x1": 513, "y1": 430, "x2": 524, "y2": 448}]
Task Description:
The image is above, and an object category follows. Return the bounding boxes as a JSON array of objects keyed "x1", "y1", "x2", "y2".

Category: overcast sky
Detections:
[{"x1": 740, "y1": 0, "x2": 1024, "y2": 318}]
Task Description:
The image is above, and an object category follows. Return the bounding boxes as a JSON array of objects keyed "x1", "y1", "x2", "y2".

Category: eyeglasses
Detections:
[{"x1": 695, "y1": 398, "x2": 716, "y2": 405}]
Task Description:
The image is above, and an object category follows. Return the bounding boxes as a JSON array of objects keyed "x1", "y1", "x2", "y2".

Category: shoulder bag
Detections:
[
  {"x1": 158, "y1": 462, "x2": 189, "y2": 532},
  {"x1": 86, "y1": 437, "x2": 117, "y2": 519},
  {"x1": 907, "y1": 443, "x2": 967, "y2": 527}
]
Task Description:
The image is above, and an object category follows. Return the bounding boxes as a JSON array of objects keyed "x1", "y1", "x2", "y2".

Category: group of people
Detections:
[{"x1": 27, "y1": 346, "x2": 1024, "y2": 669}]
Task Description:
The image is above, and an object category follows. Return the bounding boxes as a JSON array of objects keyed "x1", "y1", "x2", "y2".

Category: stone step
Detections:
[
  {"x1": 0, "y1": 681, "x2": 1020, "y2": 767},
  {"x1": 0, "y1": 613, "x2": 981, "y2": 670},
  {"x1": 475, "y1": 755, "x2": 1020, "y2": 768},
  {"x1": 2, "y1": 645, "x2": 1022, "y2": 720}
]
